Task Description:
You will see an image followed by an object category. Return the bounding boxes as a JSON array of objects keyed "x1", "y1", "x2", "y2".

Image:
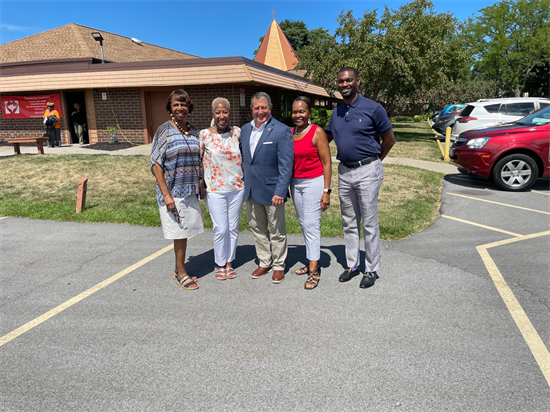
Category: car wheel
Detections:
[{"x1": 492, "y1": 154, "x2": 538, "y2": 191}]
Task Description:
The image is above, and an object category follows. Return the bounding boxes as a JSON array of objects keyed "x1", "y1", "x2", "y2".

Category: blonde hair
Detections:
[
  {"x1": 73, "y1": 103, "x2": 81, "y2": 109},
  {"x1": 211, "y1": 97, "x2": 230, "y2": 112}
]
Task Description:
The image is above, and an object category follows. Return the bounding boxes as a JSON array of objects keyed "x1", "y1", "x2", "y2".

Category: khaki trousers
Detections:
[{"x1": 246, "y1": 198, "x2": 288, "y2": 271}]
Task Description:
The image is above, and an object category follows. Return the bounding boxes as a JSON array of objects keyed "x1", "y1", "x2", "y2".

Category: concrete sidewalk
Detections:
[{"x1": 0, "y1": 142, "x2": 458, "y2": 174}]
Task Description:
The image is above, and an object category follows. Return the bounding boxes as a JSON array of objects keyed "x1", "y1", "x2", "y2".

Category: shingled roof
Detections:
[
  {"x1": 0, "y1": 23, "x2": 200, "y2": 64},
  {"x1": 254, "y1": 20, "x2": 299, "y2": 72}
]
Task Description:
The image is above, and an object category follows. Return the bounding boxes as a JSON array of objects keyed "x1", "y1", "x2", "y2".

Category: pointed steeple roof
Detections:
[{"x1": 254, "y1": 20, "x2": 299, "y2": 71}]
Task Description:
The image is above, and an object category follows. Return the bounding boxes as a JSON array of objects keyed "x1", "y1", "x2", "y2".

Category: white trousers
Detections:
[
  {"x1": 290, "y1": 175, "x2": 324, "y2": 261},
  {"x1": 205, "y1": 190, "x2": 244, "y2": 267}
]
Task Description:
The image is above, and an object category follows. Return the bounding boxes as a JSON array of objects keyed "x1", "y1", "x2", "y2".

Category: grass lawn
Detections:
[
  {"x1": 330, "y1": 121, "x2": 443, "y2": 163},
  {"x1": 0, "y1": 152, "x2": 442, "y2": 240}
]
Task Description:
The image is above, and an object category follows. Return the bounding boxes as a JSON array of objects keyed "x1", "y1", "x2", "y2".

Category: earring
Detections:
[{"x1": 307, "y1": 119, "x2": 312, "y2": 125}]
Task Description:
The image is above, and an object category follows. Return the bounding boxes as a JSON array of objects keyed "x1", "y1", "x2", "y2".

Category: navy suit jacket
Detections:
[{"x1": 240, "y1": 117, "x2": 294, "y2": 205}]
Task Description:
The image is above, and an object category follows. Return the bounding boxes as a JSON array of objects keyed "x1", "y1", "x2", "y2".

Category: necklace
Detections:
[
  {"x1": 294, "y1": 124, "x2": 312, "y2": 136},
  {"x1": 171, "y1": 116, "x2": 191, "y2": 135}
]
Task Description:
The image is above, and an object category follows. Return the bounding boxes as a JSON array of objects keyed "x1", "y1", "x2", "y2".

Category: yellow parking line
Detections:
[
  {"x1": 531, "y1": 190, "x2": 550, "y2": 196},
  {"x1": 477, "y1": 231, "x2": 550, "y2": 386},
  {"x1": 0, "y1": 244, "x2": 173, "y2": 348},
  {"x1": 448, "y1": 193, "x2": 550, "y2": 215},
  {"x1": 441, "y1": 215, "x2": 521, "y2": 236},
  {"x1": 0, "y1": 217, "x2": 9, "y2": 221}
]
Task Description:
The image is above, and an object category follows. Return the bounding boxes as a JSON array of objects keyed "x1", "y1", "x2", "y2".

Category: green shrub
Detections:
[
  {"x1": 390, "y1": 116, "x2": 414, "y2": 122},
  {"x1": 413, "y1": 115, "x2": 424, "y2": 122},
  {"x1": 311, "y1": 107, "x2": 330, "y2": 128}
]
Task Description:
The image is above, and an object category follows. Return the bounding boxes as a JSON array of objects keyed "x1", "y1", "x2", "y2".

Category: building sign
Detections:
[{"x1": 1, "y1": 94, "x2": 63, "y2": 119}]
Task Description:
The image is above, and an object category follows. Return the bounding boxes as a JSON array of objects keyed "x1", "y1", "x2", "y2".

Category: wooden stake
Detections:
[{"x1": 76, "y1": 177, "x2": 88, "y2": 213}]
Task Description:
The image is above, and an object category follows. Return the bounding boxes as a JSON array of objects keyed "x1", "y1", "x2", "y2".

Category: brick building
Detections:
[{"x1": 0, "y1": 23, "x2": 338, "y2": 145}]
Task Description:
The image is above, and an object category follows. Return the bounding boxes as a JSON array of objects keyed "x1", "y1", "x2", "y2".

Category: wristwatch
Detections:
[{"x1": 323, "y1": 188, "x2": 332, "y2": 194}]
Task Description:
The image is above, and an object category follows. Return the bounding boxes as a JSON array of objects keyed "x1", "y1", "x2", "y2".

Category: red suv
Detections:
[{"x1": 450, "y1": 106, "x2": 550, "y2": 191}]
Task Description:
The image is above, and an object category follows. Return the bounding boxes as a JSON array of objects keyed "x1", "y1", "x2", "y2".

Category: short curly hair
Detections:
[
  {"x1": 166, "y1": 89, "x2": 194, "y2": 114},
  {"x1": 212, "y1": 97, "x2": 230, "y2": 112}
]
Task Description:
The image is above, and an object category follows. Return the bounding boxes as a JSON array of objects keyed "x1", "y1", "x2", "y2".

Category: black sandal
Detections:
[
  {"x1": 174, "y1": 274, "x2": 199, "y2": 290},
  {"x1": 295, "y1": 266, "x2": 310, "y2": 275},
  {"x1": 304, "y1": 268, "x2": 321, "y2": 290}
]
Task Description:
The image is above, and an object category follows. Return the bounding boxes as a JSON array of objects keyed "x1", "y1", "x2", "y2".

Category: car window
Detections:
[
  {"x1": 460, "y1": 105, "x2": 474, "y2": 116},
  {"x1": 484, "y1": 104, "x2": 501, "y2": 114},
  {"x1": 540, "y1": 102, "x2": 550, "y2": 108},
  {"x1": 503, "y1": 102, "x2": 535, "y2": 116},
  {"x1": 516, "y1": 106, "x2": 550, "y2": 126}
]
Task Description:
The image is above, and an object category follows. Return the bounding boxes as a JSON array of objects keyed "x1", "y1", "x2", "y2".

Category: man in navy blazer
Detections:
[{"x1": 240, "y1": 92, "x2": 294, "y2": 283}]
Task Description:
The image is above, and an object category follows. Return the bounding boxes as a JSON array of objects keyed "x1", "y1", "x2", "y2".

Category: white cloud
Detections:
[{"x1": 0, "y1": 24, "x2": 35, "y2": 32}]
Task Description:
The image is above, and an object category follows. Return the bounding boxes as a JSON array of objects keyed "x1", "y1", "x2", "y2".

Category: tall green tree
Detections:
[
  {"x1": 297, "y1": 0, "x2": 470, "y2": 114},
  {"x1": 463, "y1": 0, "x2": 550, "y2": 97}
]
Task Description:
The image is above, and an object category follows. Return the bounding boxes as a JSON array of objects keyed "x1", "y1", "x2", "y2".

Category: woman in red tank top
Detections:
[{"x1": 290, "y1": 96, "x2": 332, "y2": 289}]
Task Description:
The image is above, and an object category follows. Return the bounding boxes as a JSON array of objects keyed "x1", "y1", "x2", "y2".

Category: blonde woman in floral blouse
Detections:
[{"x1": 200, "y1": 98, "x2": 244, "y2": 281}]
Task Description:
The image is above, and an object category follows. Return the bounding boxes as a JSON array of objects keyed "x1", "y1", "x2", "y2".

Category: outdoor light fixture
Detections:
[{"x1": 91, "y1": 32, "x2": 105, "y2": 63}]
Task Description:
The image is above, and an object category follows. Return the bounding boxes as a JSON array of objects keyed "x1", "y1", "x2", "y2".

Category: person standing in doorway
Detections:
[
  {"x1": 43, "y1": 102, "x2": 61, "y2": 147},
  {"x1": 325, "y1": 67, "x2": 395, "y2": 289},
  {"x1": 240, "y1": 92, "x2": 294, "y2": 284},
  {"x1": 71, "y1": 103, "x2": 87, "y2": 147}
]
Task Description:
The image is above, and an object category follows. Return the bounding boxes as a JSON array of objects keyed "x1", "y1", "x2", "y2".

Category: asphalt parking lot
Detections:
[{"x1": 1, "y1": 173, "x2": 549, "y2": 411}]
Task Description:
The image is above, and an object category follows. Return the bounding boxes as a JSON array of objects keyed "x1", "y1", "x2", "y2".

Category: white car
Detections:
[{"x1": 451, "y1": 97, "x2": 550, "y2": 141}]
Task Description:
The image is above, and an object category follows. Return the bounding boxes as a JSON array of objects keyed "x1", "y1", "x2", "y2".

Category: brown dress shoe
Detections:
[
  {"x1": 272, "y1": 270, "x2": 285, "y2": 284},
  {"x1": 251, "y1": 266, "x2": 271, "y2": 279}
]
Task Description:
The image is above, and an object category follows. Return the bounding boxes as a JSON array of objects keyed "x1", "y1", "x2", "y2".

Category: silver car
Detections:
[{"x1": 451, "y1": 97, "x2": 550, "y2": 141}]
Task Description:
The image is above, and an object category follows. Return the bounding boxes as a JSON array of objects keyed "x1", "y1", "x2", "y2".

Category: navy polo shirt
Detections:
[{"x1": 325, "y1": 95, "x2": 392, "y2": 163}]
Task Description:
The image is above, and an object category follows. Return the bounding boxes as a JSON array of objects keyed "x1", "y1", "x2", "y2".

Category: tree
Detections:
[
  {"x1": 463, "y1": 0, "x2": 550, "y2": 97},
  {"x1": 297, "y1": 0, "x2": 471, "y2": 114},
  {"x1": 254, "y1": 20, "x2": 330, "y2": 56}
]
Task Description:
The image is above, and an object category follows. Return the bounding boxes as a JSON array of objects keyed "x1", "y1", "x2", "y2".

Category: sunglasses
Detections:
[{"x1": 171, "y1": 206, "x2": 185, "y2": 229}]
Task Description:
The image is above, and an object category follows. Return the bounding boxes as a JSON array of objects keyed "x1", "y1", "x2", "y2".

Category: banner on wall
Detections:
[{"x1": 1, "y1": 94, "x2": 63, "y2": 119}]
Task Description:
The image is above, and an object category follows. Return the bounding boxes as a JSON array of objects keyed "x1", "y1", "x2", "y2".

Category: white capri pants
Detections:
[
  {"x1": 205, "y1": 190, "x2": 245, "y2": 267},
  {"x1": 290, "y1": 175, "x2": 324, "y2": 261}
]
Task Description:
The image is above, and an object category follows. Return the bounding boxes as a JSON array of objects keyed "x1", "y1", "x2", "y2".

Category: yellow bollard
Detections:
[{"x1": 444, "y1": 127, "x2": 451, "y2": 162}]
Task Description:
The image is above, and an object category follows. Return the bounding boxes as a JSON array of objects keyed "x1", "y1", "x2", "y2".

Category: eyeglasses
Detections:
[{"x1": 172, "y1": 206, "x2": 185, "y2": 229}]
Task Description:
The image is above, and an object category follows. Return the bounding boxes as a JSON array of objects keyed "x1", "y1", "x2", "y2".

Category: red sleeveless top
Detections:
[{"x1": 292, "y1": 124, "x2": 324, "y2": 179}]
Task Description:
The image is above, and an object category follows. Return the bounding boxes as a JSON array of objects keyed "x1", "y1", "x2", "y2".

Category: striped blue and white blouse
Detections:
[{"x1": 150, "y1": 121, "x2": 201, "y2": 205}]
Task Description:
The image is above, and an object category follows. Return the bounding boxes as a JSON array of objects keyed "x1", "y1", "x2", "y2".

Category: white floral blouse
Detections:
[{"x1": 199, "y1": 126, "x2": 244, "y2": 193}]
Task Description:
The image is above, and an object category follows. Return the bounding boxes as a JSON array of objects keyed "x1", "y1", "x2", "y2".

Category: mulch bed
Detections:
[
  {"x1": 82, "y1": 142, "x2": 137, "y2": 151},
  {"x1": 0, "y1": 141, "x2": 140, "y2": 151}
]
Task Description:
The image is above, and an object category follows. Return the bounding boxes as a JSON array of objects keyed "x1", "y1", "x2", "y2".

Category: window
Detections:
[
  {"x1": 484, "y1": 104, "x2": 501, "y2": 114},
  {"x1": 503, "y1": 102, "x2": 535, "y2": 116}
]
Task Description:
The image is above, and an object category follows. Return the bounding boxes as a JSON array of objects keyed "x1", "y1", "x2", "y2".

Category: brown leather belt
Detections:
[{"x1": 342, "y1": 156, "x2": 379, "y2": 168}]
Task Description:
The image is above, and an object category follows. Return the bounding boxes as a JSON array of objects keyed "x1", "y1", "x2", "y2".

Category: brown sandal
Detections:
[
  {"x1": 295, "y1": 266, "x2": 309, "y2": 275},
  {"x1": 304, "y1": 268, "x2": 320, "y2": 290}
]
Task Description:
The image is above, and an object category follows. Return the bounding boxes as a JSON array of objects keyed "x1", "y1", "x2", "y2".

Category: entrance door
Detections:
[
  {"x1": 149, "y1": 91, "x2": 172, "y2": 138},
  {"x1": 64, "y1": 91, "x2": 88, "y2": 144}
]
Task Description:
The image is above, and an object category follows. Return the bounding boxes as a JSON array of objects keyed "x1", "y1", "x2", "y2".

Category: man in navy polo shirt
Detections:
[{"x1": 325, "y1": 67, "x2": 395, "y2": 289}]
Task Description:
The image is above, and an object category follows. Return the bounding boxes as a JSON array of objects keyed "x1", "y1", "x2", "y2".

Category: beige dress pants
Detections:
[{"x1": 246, "y1": 198, "x2": 288, "y2": 271}]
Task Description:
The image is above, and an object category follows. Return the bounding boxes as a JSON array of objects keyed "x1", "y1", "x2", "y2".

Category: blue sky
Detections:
[{"x1": 1, "y1": 0, "x2": 499, "y2": 59}]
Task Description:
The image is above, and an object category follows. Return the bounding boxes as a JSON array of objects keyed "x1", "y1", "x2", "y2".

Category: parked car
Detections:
[
  {"x1": 432, "y1": 104, "x2": 466, "y2": 135},
  {"x1": 450, "y1": 105, "x2": 550, "y2": 191},
  {"x1": 431, "y1": 103, "x2": 466, "y2": 122},
  {"x1": 451, "y1": 97, "x2": 550, "y2": 141}
]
